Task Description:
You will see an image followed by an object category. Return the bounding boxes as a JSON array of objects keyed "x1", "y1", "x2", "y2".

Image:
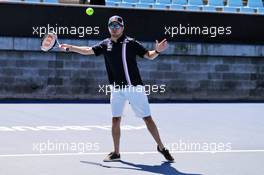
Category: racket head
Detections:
[{"x1": 40, "y1": 32, "x2": 58, "y2": 52}]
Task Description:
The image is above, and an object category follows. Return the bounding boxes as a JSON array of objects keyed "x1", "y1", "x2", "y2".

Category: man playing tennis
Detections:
[{"x1": 60, "y1": 15, "x2": 174, "y2": 162}]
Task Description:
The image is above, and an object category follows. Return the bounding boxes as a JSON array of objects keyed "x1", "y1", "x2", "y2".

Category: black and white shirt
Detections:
[{"x1": 92, "y1": 35, "x2": 148, "y2": 86}]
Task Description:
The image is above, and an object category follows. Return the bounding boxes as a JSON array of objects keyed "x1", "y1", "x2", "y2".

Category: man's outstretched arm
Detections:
[
  {"x1": 59, "y1": 44, "x2": 95, "y2": 55},
  {"x1": 144, "y1": 39, "x2": 168, "y2": 60}
]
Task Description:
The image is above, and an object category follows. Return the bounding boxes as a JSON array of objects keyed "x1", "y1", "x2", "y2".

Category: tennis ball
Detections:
[{"x1": 86, "y1": 7, "x2": 94, "y2": 16}]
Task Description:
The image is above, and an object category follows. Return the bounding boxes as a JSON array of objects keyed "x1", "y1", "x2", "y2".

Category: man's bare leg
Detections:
[
  {"x1": 143, "y1": 116, "x2": 174, "y2": 161},
  {"x1": 112, "y1": 117, "x2": 121, "y2": 154},
  {"x1": 143, "y1": 116, "x2": 165, "y2": 150},
  {"x1": 104, "y1": 117, "x2": 122, "y2": 162}
]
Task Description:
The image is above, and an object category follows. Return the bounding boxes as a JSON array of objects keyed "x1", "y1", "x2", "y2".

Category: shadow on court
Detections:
[{"x1": 80, "y1": 160, "x2": 202, "y2": 175}]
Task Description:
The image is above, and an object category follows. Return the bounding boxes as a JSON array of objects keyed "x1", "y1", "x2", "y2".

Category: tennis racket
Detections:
[{"x1": 40, "y1": 32, "x2": 62, "y2": 52}]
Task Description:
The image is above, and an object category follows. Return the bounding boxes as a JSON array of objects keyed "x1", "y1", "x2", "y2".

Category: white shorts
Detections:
[{"x1": 110, "y1": 85, "x2": 151, "y2": 118}]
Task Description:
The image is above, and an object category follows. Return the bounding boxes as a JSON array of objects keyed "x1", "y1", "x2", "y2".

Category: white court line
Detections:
[{"x1": 0, "y1": 150, "x2": 264, "y2": 157}]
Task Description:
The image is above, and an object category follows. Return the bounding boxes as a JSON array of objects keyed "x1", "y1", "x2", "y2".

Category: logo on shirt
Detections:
[{"x1": 107, "y1": 42, "x2": 113, "y2": 51}]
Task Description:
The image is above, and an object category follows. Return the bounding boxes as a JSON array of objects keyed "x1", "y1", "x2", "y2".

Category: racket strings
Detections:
[
  {"x1": 41, "y1": 33, "x2": 58, "y2": 51},
  {"x1": 43, "y1": 35, "x2": 54, "y2": 47}
]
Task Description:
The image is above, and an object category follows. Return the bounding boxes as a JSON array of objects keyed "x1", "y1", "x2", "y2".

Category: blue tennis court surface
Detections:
[{"x1": 0, "y1": 103, "x2": 263, "y2": 175}]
